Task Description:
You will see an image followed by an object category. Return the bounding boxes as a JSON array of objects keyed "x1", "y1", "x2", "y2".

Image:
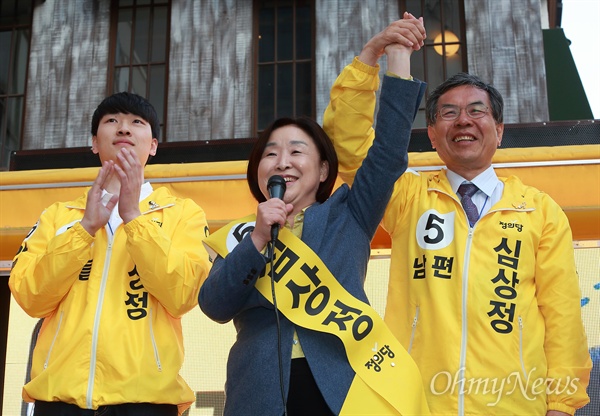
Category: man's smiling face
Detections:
[{"x1": 428, "y1": 85, "x2": 504, "y2": 180}]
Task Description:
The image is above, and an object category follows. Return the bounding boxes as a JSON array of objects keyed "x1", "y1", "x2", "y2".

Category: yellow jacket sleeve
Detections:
[
  {"x1": 323, "y1": 57, "x2": 381, "y2": 186},
  {"x1": 535, "y1": 194, "x2": 592, "y2": 413},
  {"x1": 9, "y1": 204, "x2": 94, "y2": 317},
  {"x1": 125, "y1": 198, "x2": 211, "y2": 318}
]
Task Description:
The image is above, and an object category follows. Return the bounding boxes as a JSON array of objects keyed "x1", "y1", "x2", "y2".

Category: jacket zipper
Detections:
[
  {"x1": 433, "y1": 189, "x2": 533, "y2": 415},
  {"x1": 86, "y1": 232, "x2": 113, "y2": 409},
  {"x1": 458, "y1": 227, "x2": 474, "y2": 416},
  {"x1": 407, "y1": 306, "x2": 420, "y2": 354},
  {"x1": 136, "y1": 200, "x2": 165, "y2": 371},
  {"x1": 43, "y1": 311, "x2": 63, "y2": 369},
  {"x1": 148, "y1": 308, "x2": 162, "y2": 371}
]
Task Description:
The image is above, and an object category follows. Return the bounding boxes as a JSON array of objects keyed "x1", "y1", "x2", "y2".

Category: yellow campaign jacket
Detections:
[
  {"x1": 9, "y1": 186, "x2": 211, "y2": 414},
  {"x1": 323, "y1": 58, "x2": 592, "y2": 415}
]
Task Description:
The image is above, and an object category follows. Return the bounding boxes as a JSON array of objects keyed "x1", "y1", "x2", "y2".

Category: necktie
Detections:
[{"x1": 457, "y1": 183, "x2": 479, "y2": 227}]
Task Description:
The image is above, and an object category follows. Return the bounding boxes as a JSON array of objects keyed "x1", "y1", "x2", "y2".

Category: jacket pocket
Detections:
[
  {"x1": 43, "y1": 311, "x2": 64, "y2": 370},
  {"x1": 407, "y1": 306, "x2": 420, "y2": 354},
  {"x1": 518, "y1": 315, "x2": 527, "y2": 379},
  {"x1": 148, "y1": 308, "x2": 162, "y2": 372}
]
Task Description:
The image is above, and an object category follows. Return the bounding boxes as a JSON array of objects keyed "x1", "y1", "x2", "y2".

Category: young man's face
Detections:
[{"x1": 92, "y1": 113, "x2": 158, "y2": 166}]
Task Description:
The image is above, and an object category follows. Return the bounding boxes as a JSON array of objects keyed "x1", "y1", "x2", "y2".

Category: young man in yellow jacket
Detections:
[
  {"x1": 323, "y1": 14, "x2": 592, "y2": 416},
  {"x1": 9, "y1": 92, "x2": 211, "y2": 416}
]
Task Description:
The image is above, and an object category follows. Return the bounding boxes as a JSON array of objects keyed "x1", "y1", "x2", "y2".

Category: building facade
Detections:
[{"x1": 0, "y1": 0, "x2": 562, "y2": 171}]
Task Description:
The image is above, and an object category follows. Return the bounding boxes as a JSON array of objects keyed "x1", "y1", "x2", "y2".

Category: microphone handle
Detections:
[{"x1": 271, "y1": 223, "x2": 279, "y2": 243}]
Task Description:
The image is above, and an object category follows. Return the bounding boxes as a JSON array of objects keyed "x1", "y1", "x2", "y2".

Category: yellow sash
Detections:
[{"x1": 204, "y1": 215, "x2": 430, "y2": 415}]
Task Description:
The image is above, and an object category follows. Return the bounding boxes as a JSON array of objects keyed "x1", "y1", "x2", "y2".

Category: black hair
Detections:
[
  {"x1": 246, "y1": 116, "x2": 338, "y2": 203},
  {"x1": 91, "y1": 92, "x2": 160, "y2": 140},
  {"x1": 425, "y1": 72, "x2": 504, "y2": 125}
]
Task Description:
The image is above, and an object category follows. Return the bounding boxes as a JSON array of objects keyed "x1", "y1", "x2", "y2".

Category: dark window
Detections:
[
  {"x1": 0, "y1": 0, "x2": 32, "y2": 170},
  {"x1": 255, "y1": 0, "x2": 314, "y2": 132},
  {"x1": 400, "y1": 0, "x2": 467, "y2": 128},
  {"x1": 109, "y1": 0, "x2": 170, "y2": 140}
]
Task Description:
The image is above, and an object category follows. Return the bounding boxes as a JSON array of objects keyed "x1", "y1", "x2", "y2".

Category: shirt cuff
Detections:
[
  {"x1": 385, "y1": 70, "x2": 413, "y2": 81},
  {"x1": 352, "y1": 56, "x2": 381, "y2": 74}
]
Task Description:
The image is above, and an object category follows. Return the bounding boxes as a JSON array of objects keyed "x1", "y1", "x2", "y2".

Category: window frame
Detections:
[
  {"x1": 107, "y1": 0, "x2": 171, "y2": 141},
  {"x1": 0, "y1": 0, "x2": 33, "y2": 170},
  {"x1": 252, "y1": 0, "x2": 316, "y2": 134},
  {"x1": 399, "y1": 0, "x2": 467, "y2": 128}
]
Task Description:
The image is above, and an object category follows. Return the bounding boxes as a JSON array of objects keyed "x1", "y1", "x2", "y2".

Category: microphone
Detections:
[
  {"x1": 266, "y1": 175, "x2": 288, "y2": 414},
  {"x1": 267, "y1": 175, "x2": 287, "y2": 243}
]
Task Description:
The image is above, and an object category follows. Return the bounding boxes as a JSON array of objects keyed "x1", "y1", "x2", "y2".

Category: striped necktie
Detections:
[{"x1": 457, "y1": 183, "x2": 480, "y2": 227}]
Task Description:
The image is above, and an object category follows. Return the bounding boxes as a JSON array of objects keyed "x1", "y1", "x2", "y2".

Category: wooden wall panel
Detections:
[
  {"x1": 168, "y1": 1, "x2": 211, "y2": 141},
  {"x1": 168, "y1": 0, "x2": 253, "y2": 142},
  {"x1": 314, "y1": 0, "x2": 340, "y2": 126},
  {"x1": 232, "y1": 1, "x2": 253, "y2": 139},
  {"x1": 19, "y1": 0, "x2": 554, "y2": 154},
  {"x1": 211, "y1": 0, "x2": 242, "y2": 139},
  {"x1": 315, "y1": 0, "x2": 399, "y2": 124},
  {"x1": 513, "y1": 0, "x2": 549, "y2": 121},
  {"x1": 23, "y1": 0, "x2": 110, "y2": 150},
  {"x1": 464, "y1": 0, "x2": 549, "y2": 123}
]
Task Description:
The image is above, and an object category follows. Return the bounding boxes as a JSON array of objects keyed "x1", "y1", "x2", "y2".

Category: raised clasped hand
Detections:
[
  {"x1": 360, "y1": 11, "x2": 426, "y2": 66},
  {"x1": 114, "y1": 147, "x2": 143, "y2": 224}
]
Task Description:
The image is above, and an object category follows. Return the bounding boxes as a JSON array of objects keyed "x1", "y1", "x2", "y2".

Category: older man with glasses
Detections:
[{"x1": 323, "y1": 17, "x2": 592, "y2": 416}]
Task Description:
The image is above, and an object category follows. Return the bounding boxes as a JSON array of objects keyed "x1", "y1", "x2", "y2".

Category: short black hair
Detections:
[
  {"x1": 91, "y1": 92, "x2": 160, "y2": 140},
  {"x1": 425, "y1": 72, "x2": 504, "y2": 126},
  {"x1": 246, "y1": 116, "x2": 338, "y2": 203}
]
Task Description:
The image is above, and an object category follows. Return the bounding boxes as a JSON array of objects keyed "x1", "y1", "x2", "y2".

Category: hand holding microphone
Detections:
[{"x1": 250, "y1": 175, "x2": 289, "y2": 251}]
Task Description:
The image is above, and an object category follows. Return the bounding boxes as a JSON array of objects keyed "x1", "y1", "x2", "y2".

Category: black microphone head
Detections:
[{"x1": 267, "y1": 175, "x2": 286, "y2": 200}]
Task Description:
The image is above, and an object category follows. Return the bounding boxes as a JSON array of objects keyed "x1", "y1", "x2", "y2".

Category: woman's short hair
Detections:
[{"x1": 246, "y1": 116, "x2": 338, "y2": 203}]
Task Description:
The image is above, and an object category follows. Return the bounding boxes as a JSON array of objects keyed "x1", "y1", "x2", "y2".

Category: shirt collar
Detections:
[
  {"x1": 285, "y1": 206, "x2": 309, "y2": 228},
  {"x1": 285, "y1": 206, "x2": 310, "y2": 238},
  {"x1": 140, "y1": 182, "x2": 154, "y2": 201},
  {"x1": 100, "y1": 182, "x2": 154, "y2": 232},
  {"x1": 446, "y1": 166, "x2": 499, "y2": 198}
]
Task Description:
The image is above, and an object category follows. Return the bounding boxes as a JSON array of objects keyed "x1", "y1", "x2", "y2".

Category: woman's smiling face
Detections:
[{"x1": 257, "y1": 125, "x2": 328, "y2": 213}]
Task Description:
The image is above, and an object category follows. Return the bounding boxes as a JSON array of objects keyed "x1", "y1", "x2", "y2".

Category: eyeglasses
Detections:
[{"x1": 436, "y1": 103, "x2": 489, "y2": 121}]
